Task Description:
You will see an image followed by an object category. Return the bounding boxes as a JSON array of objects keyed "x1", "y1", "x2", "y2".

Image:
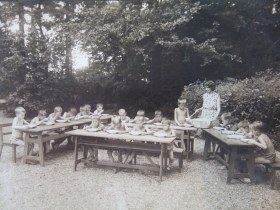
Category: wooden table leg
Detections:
[
  {"x1": 22, "y1": 134, "x2": 29, "y2": 165},
  {"x1": 74, "y1": 136, "x2": 78, "y2": 171},
  {"x1": 247, "y1": 147, "x2": 256, "y2": 184},
  {"x1": 159, "y1": 144, "x2": 164, "y2": 182},
  {"x1": 38, "y1": 134, "x2": 45, "y2": 167},
  {"x1": 203, "y1": 134, "x2": 211, "y2": 160},
  {"x1": 227, "y1": 148, "x2": 236, "y2": 183},
  {"x1": 164, "y1": 144, "x2": 168, "y2": 167}
]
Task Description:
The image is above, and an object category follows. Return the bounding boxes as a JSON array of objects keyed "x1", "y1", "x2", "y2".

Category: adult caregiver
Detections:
[{"x1": 195, "y1": 81, "x2": 221, "y2": 122}]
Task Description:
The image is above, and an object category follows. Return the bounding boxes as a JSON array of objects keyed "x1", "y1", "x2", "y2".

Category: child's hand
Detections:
[{"x1": 247, "y1": 139, "x2": 256, "y2": 144}]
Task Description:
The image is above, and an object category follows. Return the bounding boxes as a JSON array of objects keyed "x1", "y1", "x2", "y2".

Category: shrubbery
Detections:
[{"x1": 185, "y1": 70, "x2": 280, "y2": 136}]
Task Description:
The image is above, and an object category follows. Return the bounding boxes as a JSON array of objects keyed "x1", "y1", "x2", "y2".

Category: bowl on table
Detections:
[
  {"x1": 44, "y1": 121, "x2": 55, "y2": 126},
  {"x1": 154, "y1": 123, "x2": 162, "y2": 126},
  {"x1": 56, "y1": 119, "x2": 68, "y2": 123},
  {"x1": 129, "y1": 131, "x2": 142, "y2": 136},
  {"x1": 106, "y1": 130, "x2": 119, "y2": 134},
  {"x1": 86, "y1": 128, "x2": 100, "y2": 132},
  {"x1": 154, "y1": 132, "x2": 167, "y2": 138},
  {"x1": 192, "y1": 118, "x2": 212, "y2": 128}
]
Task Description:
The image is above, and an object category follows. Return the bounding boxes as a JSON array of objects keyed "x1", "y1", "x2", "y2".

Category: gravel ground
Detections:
[{"x1": 1, "y1": 113, "x2": 280, "y2": 210}]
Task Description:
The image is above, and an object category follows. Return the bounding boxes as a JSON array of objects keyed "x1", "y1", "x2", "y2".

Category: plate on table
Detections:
[
  {"x1": 154, "y1": 132, "x2": 167, "y2": 138},
  {"x1": 106, "y1": 130, "x2": 119, "y2": 134},
  {"x1": 227, "y1": 134, "x2": 245, "y2": 139},
  {"x1": 44, "y1": 121, "x2": 55, "y2": 126},
  {"x1": 154, "y1": 123, "x2": 162, "y2": 126},
  {"x1": 86, "y1": 128, "x2": 100, "y2": 132},
  {"x1": 56, "y1": 119, "x2": 68, "y2": 123},
  {"x1": 102, "y1": 114, "x2": 109, "y2": 116},
  {"x1": 184, "y1": 124, "x2": 193, "y2": 127},
  {"x1": 213, "y1": 127, "x2": 224, "y2": 130},
  {"x1": 222, "y1": 130, "x2": 236, "y2": 134},
  {"x1": 130, "y1": 131, "x2": 142, "y2": 136}
]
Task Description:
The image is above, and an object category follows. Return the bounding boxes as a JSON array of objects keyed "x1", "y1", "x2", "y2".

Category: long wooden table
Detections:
[
  {"x1": 125, "y1": 123, "x2": 197, "y2": 159},
  {"x1": 17, "y1": 115, "x2": 112, "y2": 166},
  {"x1": 65, "y1": 129, "x2": 175, "y2": 182},
  {"x1": 202, "y1": 128, "x2": 256, "y2": 183}
]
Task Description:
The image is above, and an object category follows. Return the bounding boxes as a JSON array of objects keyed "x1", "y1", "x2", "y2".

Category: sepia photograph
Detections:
[{"x1": 0, "y1": 0, "x2": 280, "y2": 209}]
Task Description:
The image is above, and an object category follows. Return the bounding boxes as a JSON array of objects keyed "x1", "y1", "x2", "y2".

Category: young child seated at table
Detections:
[
  {"x1": 30, "y1": 110, "x2": 48, "y2": 126},
  {"x1": 174, "y1": 99, "x2": 190, "y2": 126},
  {"x1": 93, "y1": 103, "x2": 104, "y2": 116},
  {"x1": 124, "y1": 117, "x2": 151, "y2": 164},
  {"x1": 10, "y1": 107, "x2": 35, "y2": 163},
  {"x1": 226, "y1": 117, "x2": 239, "y2": 131},
  {"x1": 220, "y1": 112, "x2": 231, "y2": 127},
  {"x1": 62, "y1": 107, "x2": 77, "y2": 120},
  {"x1": 48, "y1": 106, "x2": 64, "y2": 122},
  {"x1": 83, "y1": 114, "x2": 105, "y2": 162},
  {"x1": 247, "y1": 121, "x2": 276, "y2": 164},
  {"x1": 75, "y1": 106, "x2": 87, "y2": 119},
  {"x1": 236, "y1": 120, "x2": 251, "y2": 136},
  {"x1": 155, "y1": 118, "x2": 176, "y2": 166},
  {"x1": 105, "y1": 116, "x2": 129, "y2": 163},
  {"x1": 130, "y1": 110, "x2": 149, "y2": 123},
  {"x1": 147, "y1": 110, "x2": 163, "y2": 124},
  {"x1": 118, "y1": 109, "x2": 130, "y2": 123},
  {"x1": 84, "y1": 104, "x2": 93, "y2": 116}
]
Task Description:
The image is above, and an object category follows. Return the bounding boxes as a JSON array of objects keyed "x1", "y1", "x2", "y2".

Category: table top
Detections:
[
  {"x1": 203, "y1": 128, "x2": 255, "y2": 147},
  {"x1": 125, "y1": 123, "x2": 197, "y2": 131},
  {"x1": 65, "y1": 129, "x2": 175, "y2": 144}
]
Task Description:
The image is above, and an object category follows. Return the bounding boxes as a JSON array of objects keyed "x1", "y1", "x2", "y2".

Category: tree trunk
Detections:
[{"x1": 65, "y1": 0, "x2": 72, "y2": 75}]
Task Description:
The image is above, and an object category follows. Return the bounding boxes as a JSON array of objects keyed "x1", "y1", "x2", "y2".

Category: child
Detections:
[
  {"x1": 155, "y1": 118, "x2": 176, "y2": 166},
  {"x1": 118, "y1": 109, "x2": 130, "y2": 123},
  {"x1": 247, "y1": 121, "x2": 276, "y2": 164},
  {"x1": 93, "y1": 103, "x2": 104, "y2": 116},
  {"x1": 30, "y1": 110, "x2": 48, "y2": 126},
  {"x1": 236, "y1": 120, "x2": 250, "y2": 135},
  {"x1": 84, "y1": 104, "x2": 93, "y2": 117},
  {"x1": 105, "y1": 116, "x2": 129, "y2": 163},
  {"x1": 124, "y1": 117, "x2": 151, "y2": 164},
  {"x1": 62, "y1": 107, "x2": 77, "y2": 120},
  {"x1": 10, "y1": 107, "x2": 35, "y2": 163},
  {"x1": 83, "y1": 115, "x2": 105, "y2": 162},
  {"x1": 48, "y1": 106, "x2": 64, "y2": 122},
  {"x1": 147, "y1": 110, "x2": 163, "y2": 124},
  {"x1": 75, "y1": 106, "x2": 87, "y2": 119},
  {"x1": 174, "y1": 99, "x2": 190, "y2": 126},
  {"x1": 130, "y1": 110, "x2": 149, "y2": 123},
  {"x1": 226, "y1": 117, "x2": 239, "y2": 131},
  {"x1": 220, "y1": 112, "x2": 232, "y2": 127}
]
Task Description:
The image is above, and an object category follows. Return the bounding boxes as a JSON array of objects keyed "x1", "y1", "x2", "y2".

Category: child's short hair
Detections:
[
  {"x1": 38, "y1": 110, "x2": 47, "y2": 117},
  {"x1": 69, "y1": 107, "x2": 77, "y2": 115},
  {"x1": 96, "y1": 103, "x2": 103, "y2": 108},
  {"x1": 154, "y1": 110, "x2": 162, "y2": 116},
  {"x1": 228, "y1": 117, "x2": 239, "y2": 125},
  {"x1": 54, "y1": 106, "x2": 62, "y2": 112},
  {"x1": 91, "y1": 114, "x2": 101, "y2": 121},
  {"x1": 84, "y1": 104, "x2": 91, "y2": 108},
  {"x1": 221, "y1": 112, "x2": 231, "y2": 120},
  {"x1": 251, "y1": 121, "x2": 265, "y2": 132},
  {"x1": 118, "y1": 109, "x2": 126, "y2": 115},
  {"x1": 15, "y1": 107, "x2": 26, "y2": 115},
  {"x1": 111, "y1": 115, "x2": 121, "y2": 124},
  {"x1": 178, "y1": 99, "x2": 186, "y2": 105},
  {"x1": 137, "y1": 110, "x2": 145, "y2": 116},
  {"x1": 238, "y1": 120, "x2": 249, "y2": 129},
  {"x1": 162, "y1": 118, "x2": 171, "y2": 125}
]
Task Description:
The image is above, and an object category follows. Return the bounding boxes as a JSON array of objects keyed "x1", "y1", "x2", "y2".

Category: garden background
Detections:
[{"x1": 0, "y1": 0, "x2": 280, "y2": 137}]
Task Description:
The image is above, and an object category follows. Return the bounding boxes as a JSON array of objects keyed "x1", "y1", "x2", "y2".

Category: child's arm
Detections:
[
  {"x1": 166, "y1": 129, "x2": 176, "y2": 137},
  {"x1": 118, "y1": 124, "x2": 129, "y2": 134},
  {"x1": 142, "y1": 126, "x2": 151, "y2": 135},
  {"x1": 23, "y1": 119, "x2": 30, "y2": 125},
  {"x1": 247, "y1": 135, "x2": 268, "y2": 149},
  {"x1": 146, "y1": 119, "x2": 154, "y2": 124},
  {"x1": 12, "y1": 118, "x2": 28, "y2": 130},
  {"x1": 186, "y1": 108, "x2": 190, "y2": 118}
]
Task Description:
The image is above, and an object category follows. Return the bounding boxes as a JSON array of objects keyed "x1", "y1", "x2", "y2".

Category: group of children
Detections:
[{"x1": 10, "y1": 99, "x2": 276, "y2": 167}]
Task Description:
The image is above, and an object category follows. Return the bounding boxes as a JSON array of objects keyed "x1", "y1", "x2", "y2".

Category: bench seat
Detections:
[{"x1": 264, "y1": 157, "x2": 280, "y2": 189}]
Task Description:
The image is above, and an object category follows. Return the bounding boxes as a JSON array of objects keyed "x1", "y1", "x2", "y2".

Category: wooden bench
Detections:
[
  {"x1": 263, "y1": 134, "x2": 280, "y2": 189},
  {"x1": 79, "y1": 138, "x2": 183, "y2": 172},
  {"x1": 0, "y1": 123, "x2": 17, "y2": 162}
]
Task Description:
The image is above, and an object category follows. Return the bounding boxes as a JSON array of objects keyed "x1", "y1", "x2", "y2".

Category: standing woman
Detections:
[{"x1": 195, "y1": 81, "x2": 221, "y2": 123}]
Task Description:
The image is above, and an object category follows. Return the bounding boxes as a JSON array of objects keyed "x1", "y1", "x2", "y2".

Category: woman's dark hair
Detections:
[{"x1": 205, "y1": 81, "x2": 216, "y2": 91}]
